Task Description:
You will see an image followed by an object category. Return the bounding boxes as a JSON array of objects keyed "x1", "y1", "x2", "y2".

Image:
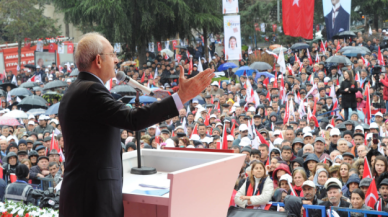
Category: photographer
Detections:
[{"x1": 4, "y1": 164, "x2": 35, "y2": 205}]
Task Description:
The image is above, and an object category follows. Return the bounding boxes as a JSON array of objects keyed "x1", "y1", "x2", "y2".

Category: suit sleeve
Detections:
[{"x1": 86, "y1": 83, "x2": 179, "y2": 130}]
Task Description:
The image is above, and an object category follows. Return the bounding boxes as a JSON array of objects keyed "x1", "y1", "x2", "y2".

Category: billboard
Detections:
[
  {"x1": 223, "y1": 0, "x2": 239, "y2": 14},
  {"x1": 224, "y1": 15, "x2": 242, "y2": 61},
  {"x1": 35, "y1": 51, "x2": 56, "y2": 69},
  {"x1": 323, "y1": 0, "x2": 351, "y2": 39}
]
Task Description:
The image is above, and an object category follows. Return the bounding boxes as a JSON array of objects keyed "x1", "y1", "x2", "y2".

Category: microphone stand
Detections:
[{"x1": 130, "y1": 88, "x2": 157, "y2": 175}]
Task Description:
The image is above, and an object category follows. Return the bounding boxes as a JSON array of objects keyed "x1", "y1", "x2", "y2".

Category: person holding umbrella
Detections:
[{"x1": 337, "y1": 70, "x2": 358, "y2": 120}]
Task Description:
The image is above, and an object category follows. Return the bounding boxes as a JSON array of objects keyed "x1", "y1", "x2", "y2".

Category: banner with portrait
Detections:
[
  {"x1": 223, "y1": 0, "x2": 239, "y2": 14},
  {"x1": 224, "y1": 15, "x2": 242, "y2": 61},
  {"x1": 323, "y1": 0, "x2": 351, "y2": 39}
]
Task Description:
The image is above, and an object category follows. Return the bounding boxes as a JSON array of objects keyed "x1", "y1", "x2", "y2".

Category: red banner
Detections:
[
  {"x1": 282, "y1": 0, "x2": 314, "y2": 39},
  {"x1": 49, "y1": 43, "x2": 56, "y2": 53},
  {"x1": 172, "y1": 40, "x2": 177, "y2": 50},
  {"x1": 272, "y1": 24, "x2": 277, "y2": 32},
  {"x1": 67, "y1": 42, "x2": 74, "y2": 53},
  {"x1": 157, "y1": 42, "x2": 162, "y2": 51}
]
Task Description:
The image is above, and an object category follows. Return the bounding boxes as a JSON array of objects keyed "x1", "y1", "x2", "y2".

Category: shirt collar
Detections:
[
  {"x1": 84, "y1": 72, "x2": 105, "y2": 86},
  {"x1": 333, "y1": 2, "x2": 340, "y2": 11}
]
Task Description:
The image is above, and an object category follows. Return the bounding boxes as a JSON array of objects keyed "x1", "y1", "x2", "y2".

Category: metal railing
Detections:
[
  {"x1": 271, "y1": 202, "x2": 326, "y2": 217},
  {"x1": 331, "y1": 206, "x2": 388, "y2": 217}
]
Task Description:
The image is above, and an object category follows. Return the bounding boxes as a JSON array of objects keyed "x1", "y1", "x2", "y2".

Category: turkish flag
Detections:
[
  {"x1": 175, "y1": 54, "x2": 182, "y2": 62},
  {"x1": 378, "y1": 46, "x2": 385, "y2": 66},
  {"x1": 67, "y1": 42, "x2": 74, "y2": 53},
  {"x1": 221, "y1": 124, "x2": 228, "y2": 150},
  {"x1": 157, "y1": 42, "x2": 162, "y2": 51},
  {"x1": 282, "y1": 0, "x2": 314, "y2": 39},
  {"x1": 49, "y1": 43, "x2": 56, "y2": 53},
  {"x1": 190, "y1": 124, "x2": 198, "y2": 138},
  {"x1": 172, "y1": 40, "x2": 177, "y2": 50},
  {"x1": 336, "y1": 40, "x2": 341, "y2": 52},
  {"x1": 365, "y1": 179, "x2": 379, "y2": 209},
  {"x1": 363, "y1": 157, "x2": 372, "y2": 179}
]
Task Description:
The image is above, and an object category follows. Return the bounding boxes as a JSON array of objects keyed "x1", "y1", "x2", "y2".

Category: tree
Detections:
[
  {"x1": 352, "y1": 0, "x2": 388, "y2": 30},
  {"x1": 0, "y1": 0, "x2": 61, "y2": 67}
]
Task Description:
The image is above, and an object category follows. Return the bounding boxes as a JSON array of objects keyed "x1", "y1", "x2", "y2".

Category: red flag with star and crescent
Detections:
[{"x1": 282, "y1": 0, "x2": 314, "y2": 39}]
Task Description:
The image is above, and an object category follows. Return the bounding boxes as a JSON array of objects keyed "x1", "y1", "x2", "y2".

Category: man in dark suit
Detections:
[
  {"x1": 58, "y1": 32, "x2": 214, "y2": 217},
  {"x1": 324, "y1": 0, "x2": 350, "y2": 39}
]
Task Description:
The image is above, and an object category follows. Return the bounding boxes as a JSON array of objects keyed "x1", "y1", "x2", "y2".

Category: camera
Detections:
[{"x1": 373, "y1": 64, "x2": 382, "y2": 91}]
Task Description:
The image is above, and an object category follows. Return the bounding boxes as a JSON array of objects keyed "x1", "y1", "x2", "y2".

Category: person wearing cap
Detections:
[
  {"x1": 329, "y1": 128, "x2": 341, "y2": 152},
  {"x1": 321, "y1": 178, "x2": 350, "y2": 217},
  {"x1": 234, "y1": 161, "x2": 274, "y2": 209},
  {"x1": 29, "y1": 156, "x2": 49, "y2": 185},
  {"x1": 3, "y1": 164, "x2": 35, "y2": 205},
  {"x1": 313, "y1": 137, "x2": 330, "y2": 161},
  {"x1": 359, "y1": 178, "x2": 372, "y2": 195},
  {"x1": 342, "y1": 152, "x2": 354, "y2": 165},
  {"x1": 2, "y1": 152, "x2": 18, "y2": 182},
  {"x1": 375, "y1": 178, "x2": 388, "y2": 210},
  {"x1": 210, "y1": 81, "x2": 224, "y2": 96},
  {"x1": 17, "y1": 150, "x2": 28, "y2": 162},
  {"x1": 47, "y1": 161, "x2": 62, "y2": 187},
  {"x1": 301, "y1": 180, "x2": 323, "y2": 215},
  {"x1": 28, "y1": 150, "x2": 39, "y2": 166},
  {"x1": 33, "y1": 115, "x2": 54, "y2": 134},
  {"x1": 49, "y1": 149, "x2": 61, "y2": 164},
  {"x1": 343, "y1": 174, "x2": 360, "y2": 198}
]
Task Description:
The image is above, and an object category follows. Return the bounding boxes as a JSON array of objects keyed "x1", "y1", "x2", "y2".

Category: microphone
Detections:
[{"x1": 116, "y1": 71, "x2": 154, "y2": 96}]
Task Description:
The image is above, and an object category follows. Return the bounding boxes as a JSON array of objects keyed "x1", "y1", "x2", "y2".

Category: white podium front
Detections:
[{"x1": 122, "y1": 149, "x2": 245, "y2": 217}]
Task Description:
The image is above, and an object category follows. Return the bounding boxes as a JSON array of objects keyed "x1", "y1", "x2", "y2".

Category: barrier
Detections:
[
  {"x1": 331, "y1": 206, "x2": 388, "y2": 217},
  {"x1": 271, "y1": 202, "x2": 326, "y2": 217}
]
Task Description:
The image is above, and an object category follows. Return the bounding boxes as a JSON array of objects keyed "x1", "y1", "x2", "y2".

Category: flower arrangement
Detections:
[{"x1": 0, "y1": 200, "x2": 58, "y2": 217}]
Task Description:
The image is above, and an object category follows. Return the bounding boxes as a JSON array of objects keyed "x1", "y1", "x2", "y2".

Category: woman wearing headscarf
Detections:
[
  {"x1": 269, "y1": 188, "x2": 287, "y2": 211},
  {"x1": 313, "y1": 168, "x2": 329, "y2": 199}
]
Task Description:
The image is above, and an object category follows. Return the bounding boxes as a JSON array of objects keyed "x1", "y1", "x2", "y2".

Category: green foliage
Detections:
[{"x1": 0, "y1": 0, "x2": 61, "y2": 65}]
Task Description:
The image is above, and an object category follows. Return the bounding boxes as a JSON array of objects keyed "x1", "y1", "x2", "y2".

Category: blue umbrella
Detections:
[
  {"x1": 235, "y1": 66, "x2": 257, "y2": 77},
  {"x1": 217, "y1": 62, "x2": 238, "y2": 71},
  {"x1": 255, "y1": 71, "x2": 275, "y2": 81},
  {"x1": 45, "y1": 102, "x2": 60, "y2": 115},
  {"x1": 129, "y1": 96, "x2": 157, "y2": 104}
]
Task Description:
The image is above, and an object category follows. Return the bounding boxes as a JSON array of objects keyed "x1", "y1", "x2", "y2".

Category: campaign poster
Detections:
[
  {"x1": 35, "y1": 51, "x2": 56, "y2": 69},
  {"x1": 223, "y1": 0, "x2": 239, "y2": 14},
  {"x1": 323, "y1": 0, "x2": 351, "y2": 39},
  {"x1": 224, "y1": 15, "x2": 242, "y2": 61}
]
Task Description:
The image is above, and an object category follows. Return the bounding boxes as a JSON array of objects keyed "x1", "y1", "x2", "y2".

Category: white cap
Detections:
[
  {"x1": 324, "y1": 77, "x2": 330, "y2": 82},
  {"x1": 66, "y1": 79, "x2": 72, "y2": 83},
  {"x1": 330, "y1": 128, "x2": 341, "y2": 136},
  {"x1": 38, "y1": 115, "x2": 46, "y2": 121},
  {"x1": 279, "y1": 174, "x2": 293, "y2": 183},
  {"x1": 239, "y1": 137, "x2": 251, "y2": 147},
  {"x1": 304, "y1": 133, "x2": 313, "y2": 138},
  {"x1": 192, "y1": 99, "x2": 199, "y2": 104},
  {"x1": 212, "y1": 56, "x2": 216, "y2": 59},
  {"x1": 227, "y1": 135, "x2": 234, "y2": 141},
  {"x1": 148, "y1": 125, "x2": 157, "y2": 129},
  {"x1": 370, "y1": 122, "x2": 379, "y2": 129},
  {"x1": 302, "y1": 180, "x2": 316, "y2": 188},
  {"x1": 248, "y1": 107, "x2": 255, "y2": 112},
  {"x1": 112, "y1": 78, "x2": 117, "y2": 81},
  {"x1": 165, "y1": 139, "x2": 175, "y2": 147},
  {"x1": 274, "y1": 130, "x2": 281, "y2": 136},
  {"x1": 211, "y1": 81, "x2": 219, "y2": 87},
  {"x1": 376, "y1": 112, "x2": 383, "y2": 117},
  {"x1": 270, "y1": 78, "x2": 275, "y2": 83},
  {"x1": 324, "y1": 178, "x2": 343, "y2": 190},
  {"x1": 274, "y1": 138, "x2": 283, "y2": 145},
  {"x1": 215, "y1": 123, "x2": 223, "y2": 128},
  {"x1": 210, "y1": 114, "x2": 217, "y2": 119},
  {"x1": 325, "y1": 124, "x2": 333, "y2": 130},
  {"x1": 36, "y1": 65, "x2": 40, "y2": 69},
  {"x1": 45, "y1": 69, "x2": 49, "y2": 72},
  {"x1": 302, "y1": 127, "x2": 312, "y2": 134},
  {"x1": 355, "y1": 125, "x2": 364, "y2": 133},
  {"x1": 174, "y1": 126, "x2": 184, "y2": 131},
  {"x1": 28, "y1": 121, "x2": 35, "y2": 125},
  {"x1": 49, "y1": 77, "x2": 53, "y2": 81},
  {"x1": 239, "y1": 124, "x2": 248, "y2": 132},
  {"x1": 28, "y1": 114, "x2": 34, "y2": 119},
  {"x1": 6, "y1": 135, "x2": 16, "y2": 142},
  {"x1": 366, "y1": 133, "x2": 373, "y2": 141},
  {"x1": 187, "y1": 145, "x2": 195, "y2": 148},
  {"x1": 70, "y1": 63, "x2": 74, "y2": 66},
  {"x1": 190, "y1": 134, "x2": 200, "y2": 141},
  {"x1": 49, "y1": 119, "x2": 58, "y2": 125}
]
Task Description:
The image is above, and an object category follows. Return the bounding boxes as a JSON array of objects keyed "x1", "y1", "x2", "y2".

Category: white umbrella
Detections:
[
  {"x1": 3, "y1": 110, "x2": 28, "y2": 119},
  {"x1": 160, "y1": 49, "x2": 174, "y2": 57}
]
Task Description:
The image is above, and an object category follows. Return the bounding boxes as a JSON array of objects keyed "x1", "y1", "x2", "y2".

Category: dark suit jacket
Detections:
[
  {"x1": 324, "y1": 6, "x2": 350, "y2": 39},
  {"x1": 58, "y1": 72, "x2": 179, "y2": 217},
  {"x1": 320, "y1": 198, "x2": 350, "y2": 217}
]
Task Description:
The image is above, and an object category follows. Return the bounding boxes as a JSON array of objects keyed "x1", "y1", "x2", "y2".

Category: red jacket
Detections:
[
  {"x1": 272, "y1": 164, "x2": 291, "y2": 189},
  {"x1": 380, "y1": 76, "x2": 388, "y2": 101}
]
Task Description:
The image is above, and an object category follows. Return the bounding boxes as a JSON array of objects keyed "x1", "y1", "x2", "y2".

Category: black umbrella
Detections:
[
  {"x1": 325, "y1": 55, "x2": 352, "y2": 65},
  {"x1": 17, "y1": 95, "x2": 48, "y2": 111},
  {"x1": 333, "y1": 31, "x2": 356, "y2": 39},
  {"x1": 167, "y1": 75, "x2": 180, "y2": 79},
  {"x1": 20, "y1": 82, "x2": 38, "y2": 89},
  {"x1": 175, "y1": 45, "x2": 187, "y2": 49},
  {"x1": 43, "y1": 80, "x2": 68, "y2": 90},
  {"x1": 23, "y1": 64, "x2": 36, "y2": 70},
  {"x1": 8, "y1": 87, "x2": 32, "y2": 97},
  {"x1": 69, "y1": 68, "x2": 79, "y2": 77},
  {"x1": 110, "y1": 85, "x2": 136, "y2": 95},
  {"x1": 0, "y1": 83, "x2": 17, "y2": 91},
  {"x1": 290, "y1": 43, "x2": 309, "y2": 50},
  {"x1": 250, "y1": 62, "x2": 272, "y2": 71}
]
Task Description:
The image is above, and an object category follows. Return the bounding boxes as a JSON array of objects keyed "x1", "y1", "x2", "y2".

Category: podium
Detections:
[{"x1": 122, "y1": 149, "x2": 245, "y2": 217}]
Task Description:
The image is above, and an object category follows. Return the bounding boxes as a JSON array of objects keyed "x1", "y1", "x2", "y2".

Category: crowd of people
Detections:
[{"x1": 0, "y1": 29, "x2": 387, "y2": 215}]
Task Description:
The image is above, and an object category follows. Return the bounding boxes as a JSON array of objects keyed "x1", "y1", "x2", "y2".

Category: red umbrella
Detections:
[{"x1": 0, "y1": 116, "x2": 21, "y2": 126}]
